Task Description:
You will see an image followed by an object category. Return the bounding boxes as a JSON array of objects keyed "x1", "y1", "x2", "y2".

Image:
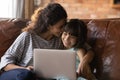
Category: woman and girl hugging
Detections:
[{"x1": 0, "y1": 3, "x2": 96, "y2": 80}]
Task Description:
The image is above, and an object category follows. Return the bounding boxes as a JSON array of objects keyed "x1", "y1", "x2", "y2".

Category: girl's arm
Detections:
[
  {"x1": 77, "y1": 49, "x2": 86, "y2": 62},
  {"x1": 77, "y1": 49, "x2": 94, "y2": 78},
  {"x1": 76, "y1": 48, "x2": 86, "y2": 75},
  {"x1": 82, "y1": 50, "x2": 94, "y2": 64}
]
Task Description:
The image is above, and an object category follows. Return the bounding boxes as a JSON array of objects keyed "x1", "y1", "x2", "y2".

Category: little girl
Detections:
[{"x1": 61, "y1": 19, "x2": 96, "y2": 80}]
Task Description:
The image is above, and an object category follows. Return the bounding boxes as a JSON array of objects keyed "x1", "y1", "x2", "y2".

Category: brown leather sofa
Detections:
[{"x1": 0, "y1": 18, "x2": 120, "y2": 80}]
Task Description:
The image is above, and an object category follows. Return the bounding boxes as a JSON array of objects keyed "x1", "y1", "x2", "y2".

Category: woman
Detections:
[{"x1": 0, "y1": 3, "x2": 67, "y2": 80}]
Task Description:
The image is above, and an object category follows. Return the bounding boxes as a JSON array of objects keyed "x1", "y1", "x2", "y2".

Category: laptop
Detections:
[{"x1": 33, "y1": 49, "x2": 77, "y2": 80}]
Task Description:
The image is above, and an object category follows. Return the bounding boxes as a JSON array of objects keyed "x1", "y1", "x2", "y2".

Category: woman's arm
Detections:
[
  {"x1": 4, "y1": 64, "x2": 25, "y2": 71},
  {"x1": 4, "y1": 64, "x2": 33, "y2": 71},
  {"x1": 0, "y1": 32, "x2": 33, "y2": 71}
]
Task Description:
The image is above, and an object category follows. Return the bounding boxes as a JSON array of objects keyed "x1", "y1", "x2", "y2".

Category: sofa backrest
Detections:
[
  {"x1": 85, "y1": 18, "x2": 120, "y2": 80},
  {"x1": 0, "y1": 18, "x2": 28, "y2": 58}
]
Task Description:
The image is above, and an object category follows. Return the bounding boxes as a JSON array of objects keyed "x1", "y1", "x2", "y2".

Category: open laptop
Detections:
[{"x1": 33, "y1": 49, "x2": 77, "y2": 80}]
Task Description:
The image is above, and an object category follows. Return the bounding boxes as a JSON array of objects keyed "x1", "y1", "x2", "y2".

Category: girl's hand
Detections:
[
  {"x1": 77, "y1": 62, "x2": 96, "y2": 80},
  {"x1": 77, "y1": 61, "x2": 91, "y2": 77}
]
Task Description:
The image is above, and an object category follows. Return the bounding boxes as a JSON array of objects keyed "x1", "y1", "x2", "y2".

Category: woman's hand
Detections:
[
  {"x1": 25, "y1": 66, "x2": 33, "y2": 71},
  {"x1": 4, "y1": 64, "x2": 33, "y2": 71}
]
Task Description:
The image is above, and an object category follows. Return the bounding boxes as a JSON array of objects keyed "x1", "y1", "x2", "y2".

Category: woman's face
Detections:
[
  {"x1": 61, "y1": 32, "x2": 77, "y2": 49},
  {"x1": 49, "y1": 19, "x2": 66, "y2": 37}
]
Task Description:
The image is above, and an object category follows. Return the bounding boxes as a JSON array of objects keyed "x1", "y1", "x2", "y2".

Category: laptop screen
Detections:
[{"x1": 33, "y1": 49, "x2": 76, "y2": 80}]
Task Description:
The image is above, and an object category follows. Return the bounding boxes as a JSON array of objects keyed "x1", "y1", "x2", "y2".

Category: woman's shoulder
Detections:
[
  {"x1": 20, "y1": 31, "x2": 30, "y2": 36},
  {"x1": 19, "y1": 31, "x2": 35, "y2": 37},
  {"x1": 16, "y1": 31, "x2": 34, "y2": 41}
]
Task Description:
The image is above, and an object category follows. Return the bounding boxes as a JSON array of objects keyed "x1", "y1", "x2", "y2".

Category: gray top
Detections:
[{"x1": 0, "y1": 32, "x2": 63, "y2": 70}]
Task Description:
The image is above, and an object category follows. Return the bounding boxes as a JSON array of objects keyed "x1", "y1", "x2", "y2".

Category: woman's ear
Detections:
[{"x1": 47, "y1": 25, "x2": 52, "y2": 30}]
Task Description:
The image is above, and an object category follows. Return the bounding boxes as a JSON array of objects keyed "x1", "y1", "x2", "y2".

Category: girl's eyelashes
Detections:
[
  {"x1": 70, "y1": 35, "x2": 77, "y2": 39},
  {"x1": 63, "y1": 32, "x2": 77, "y2": 39}
]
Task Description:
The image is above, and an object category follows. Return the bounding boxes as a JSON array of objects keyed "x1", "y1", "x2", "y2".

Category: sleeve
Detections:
[{"x1": 0, "y1": 32, "x2": 30, "y2": 70}]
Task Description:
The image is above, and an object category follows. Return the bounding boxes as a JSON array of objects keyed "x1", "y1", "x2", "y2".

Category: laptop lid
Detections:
[{"x1": 33, "y1": 49, "x2": 76, "y2": 80}]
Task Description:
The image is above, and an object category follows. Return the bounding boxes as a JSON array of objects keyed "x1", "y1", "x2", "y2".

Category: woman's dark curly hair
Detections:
[
  {"x1": 23, "y1": 3, "x2": 67, "y2": 34},
  {"x1": 63, "y1": 19, "x2": 88, "y2": 49}
]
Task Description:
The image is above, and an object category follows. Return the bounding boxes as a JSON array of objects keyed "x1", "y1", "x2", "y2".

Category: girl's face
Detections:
[
  {"x1": 49, "y1": 19, "x2": 66, "y2": 37},
  {"x1": 61, "y1": 32, "x2": 77, "y2": 49}
]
